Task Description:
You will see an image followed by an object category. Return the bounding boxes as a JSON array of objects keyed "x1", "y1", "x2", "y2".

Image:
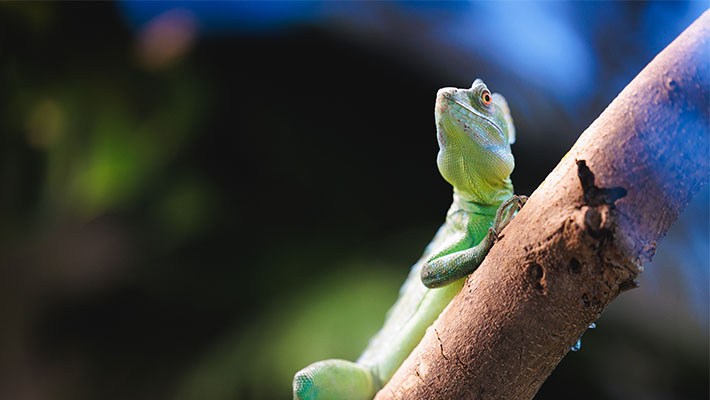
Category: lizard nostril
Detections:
[{"x1": 436, "y1": 87, "x2": 456, "y2": 102}]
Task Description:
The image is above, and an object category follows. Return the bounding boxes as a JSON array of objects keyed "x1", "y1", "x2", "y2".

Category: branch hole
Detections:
[
  {"x1": 665, "y1": 78, "x2": 677, "y2": 91},
  {"x1": 528, "y1": 263, "x2": 543, "y2": 280},
  {"x1": 569, "y1": 258, "x2": 581, "y2": 274},
  {"x1": 526, "y1": 263, "x2": 545, "y2": 292},
  {"x1": 581, "y1": 293, "x2": 591, "y2": 307}
]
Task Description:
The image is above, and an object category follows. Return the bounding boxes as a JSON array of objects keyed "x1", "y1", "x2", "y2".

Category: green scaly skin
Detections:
[{"x1": 293, "y1": 79, "x2": 525, "y2": 400}]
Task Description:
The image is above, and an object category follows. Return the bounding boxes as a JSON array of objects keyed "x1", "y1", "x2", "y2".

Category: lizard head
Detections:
[{"x1": 434, "y1": 79, "x2": 516, "y2": 204}]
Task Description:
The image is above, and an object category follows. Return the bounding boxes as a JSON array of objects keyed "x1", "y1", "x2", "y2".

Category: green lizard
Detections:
[{"x1": 293, "y1": 79, "x2": 526, "y2": 400}]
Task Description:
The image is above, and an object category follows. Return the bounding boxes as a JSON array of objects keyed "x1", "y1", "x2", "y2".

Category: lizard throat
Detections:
[{"x1": 451, "y1": 190, "x2": 501, "y2": 216}]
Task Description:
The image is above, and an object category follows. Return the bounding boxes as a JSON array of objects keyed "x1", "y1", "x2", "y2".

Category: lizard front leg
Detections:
[{"x1": 420, "y1": 195, "x2": 526, "y2": 288}]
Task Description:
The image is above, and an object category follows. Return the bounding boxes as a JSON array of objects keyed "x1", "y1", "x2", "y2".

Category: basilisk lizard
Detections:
[{"x1": 293, "y1": 79, "x2": 526, "y2": 400}]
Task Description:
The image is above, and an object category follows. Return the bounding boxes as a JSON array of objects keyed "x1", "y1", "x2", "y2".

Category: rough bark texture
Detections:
[{"x1": 375, "y1": 11, "x2": 710, "y2": 400}]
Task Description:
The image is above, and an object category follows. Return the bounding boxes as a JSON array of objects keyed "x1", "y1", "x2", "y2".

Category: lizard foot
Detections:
[
  {"x1": 293, "y1": 359, "x2": 377, "y2": 400},
  {"x1": 492, "y1": 194, "x2": 527, "y2": 237}
]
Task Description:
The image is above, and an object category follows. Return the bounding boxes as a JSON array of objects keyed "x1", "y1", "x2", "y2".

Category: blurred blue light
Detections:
[
  {"x1": 119, "y1": 1, "x2": 327, "y2": 33},
  {"x1": 435, "y1": 2, "x2": 595, "y2": 104},
  {"x1": 642, "y1": 2, "x2": 710, "y2": 57}
]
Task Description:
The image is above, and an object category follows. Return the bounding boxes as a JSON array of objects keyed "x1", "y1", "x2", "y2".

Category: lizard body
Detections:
[{"x1": 293, "y1": 79, "x2": 525, "y2": 400}]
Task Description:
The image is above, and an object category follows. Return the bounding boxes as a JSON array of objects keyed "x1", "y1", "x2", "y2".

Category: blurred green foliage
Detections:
[
  {"x1": 176, "y1": 263, "x2": 402, "y2": 399},
  {"x1": 20, "y1": 68, "x2": 203, "y2": 219}
]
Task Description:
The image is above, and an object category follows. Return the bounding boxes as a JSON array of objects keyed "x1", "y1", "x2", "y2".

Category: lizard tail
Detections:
[{"x1": 293, "y1": 359, "x2": 378, "y2": 400}]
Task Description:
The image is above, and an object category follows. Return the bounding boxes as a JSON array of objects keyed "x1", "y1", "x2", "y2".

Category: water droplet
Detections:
[{"x1": 571, "y1": 323, "x2": 597, "y2": 351}]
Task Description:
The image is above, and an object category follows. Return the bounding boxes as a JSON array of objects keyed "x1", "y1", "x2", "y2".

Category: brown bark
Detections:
[{"x1": 375, "y1": 10, "x2": 710, "y2": 400}]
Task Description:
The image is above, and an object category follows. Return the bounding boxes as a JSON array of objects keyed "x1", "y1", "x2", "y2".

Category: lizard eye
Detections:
[{"x1": 481, "y1": 90, "x2": 492, "y2": 106}]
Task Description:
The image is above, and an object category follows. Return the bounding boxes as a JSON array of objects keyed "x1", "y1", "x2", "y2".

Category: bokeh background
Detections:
[{"x1": 0, "y1": 2, "x2": 708, "y2": 399}]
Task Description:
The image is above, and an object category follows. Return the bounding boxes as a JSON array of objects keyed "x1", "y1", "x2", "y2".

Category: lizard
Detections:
[{"x1": 293, "y1": 79, "x2": 526, "y2": 400}]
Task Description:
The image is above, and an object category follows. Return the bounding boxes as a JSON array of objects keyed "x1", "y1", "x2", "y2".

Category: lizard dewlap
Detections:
[{"x1": 293, "y1": 79, "x2": 526, "y2": 400}]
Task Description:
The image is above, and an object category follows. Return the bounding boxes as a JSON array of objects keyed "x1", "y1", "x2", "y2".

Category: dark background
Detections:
[{"x1": 0, "y1": 2, "x2": 707, "y2": 399}]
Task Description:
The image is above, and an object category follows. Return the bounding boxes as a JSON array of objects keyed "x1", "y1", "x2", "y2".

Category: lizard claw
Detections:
[{"x1": 492, "y1": 195, "x2": 527, "y2": 235}]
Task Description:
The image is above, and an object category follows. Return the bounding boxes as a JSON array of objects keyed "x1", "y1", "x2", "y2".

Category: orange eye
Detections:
[{"x1": 481, "y1": 90, "x2": 492, "y2": 106}]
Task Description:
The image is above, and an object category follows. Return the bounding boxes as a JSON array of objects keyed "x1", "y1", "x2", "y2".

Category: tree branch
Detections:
[{"x1": 375, "y1": 10, "x2": 710, "y2": 400}]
